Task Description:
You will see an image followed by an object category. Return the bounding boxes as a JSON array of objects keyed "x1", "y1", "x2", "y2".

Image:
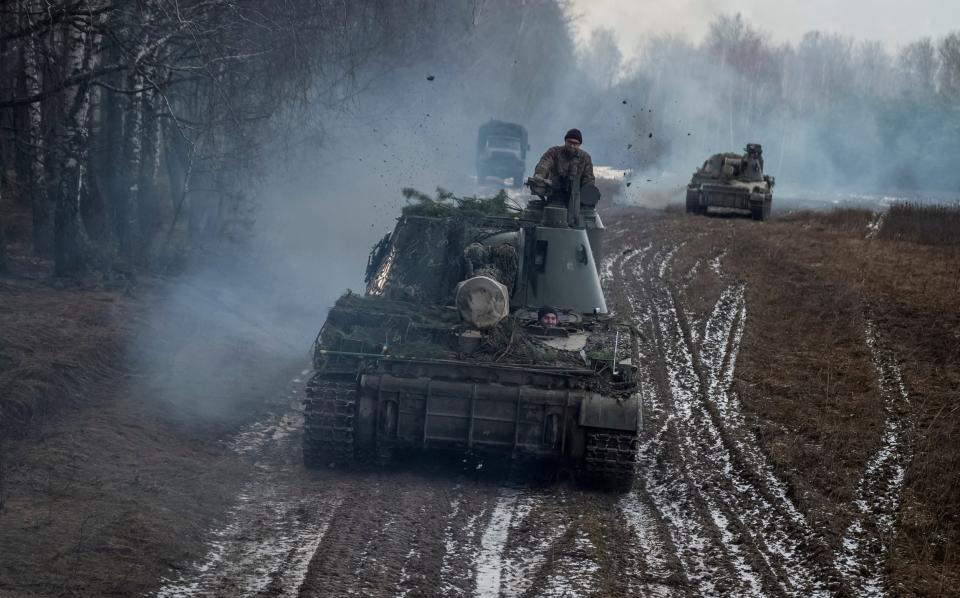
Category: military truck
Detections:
[
  {"x1": 303, "y1": 174, "x2": 641, "y2": 489},
  {"x1": 686, "y1": 143, "x2": 775, "y2": 220},
  {"x1": 476, "y1": 119, "x2": 529, "y2": 188}
]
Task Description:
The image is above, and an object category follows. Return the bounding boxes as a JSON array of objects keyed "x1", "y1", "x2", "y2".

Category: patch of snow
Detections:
[
  {"x1": 865, "y1": 211, "x2": 886, "y2": 239},
  {"x1": 838, "y1": 320, "x2": 913, "y2": 597},
  {"x1": 394, "y1": 546, "x2": 421, "y2": 598},
  {"x1": 658, "y1": 245, "x2": 683, "y2": 279},
  {"x1": 475, "y1": 488, "x2": 520, "y2": 598},
  {"x1": 686, "y1": 258, "x2": 702, "y2": 280},
  {"x1": 708, "y1": 251, "x2": 726, "y2": 276}
]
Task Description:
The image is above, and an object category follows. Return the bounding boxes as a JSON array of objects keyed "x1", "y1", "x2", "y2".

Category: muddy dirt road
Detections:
[{"x1": 153, "y1": 212, "x2": 909, "y2": 598}]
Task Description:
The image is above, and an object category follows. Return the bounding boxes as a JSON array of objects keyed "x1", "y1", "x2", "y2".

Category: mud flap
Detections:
[{"x1": 578, "y1": 394, "x2": 639, "y2": 432}]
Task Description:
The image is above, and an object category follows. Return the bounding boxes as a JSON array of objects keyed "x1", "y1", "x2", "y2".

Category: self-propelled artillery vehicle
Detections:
[
  {"x1": 686, "y1": 143, "x2": 775, "y2": 220},
  {"x1": 303, "y1": 175, "x2": 641, "y2": 488}
]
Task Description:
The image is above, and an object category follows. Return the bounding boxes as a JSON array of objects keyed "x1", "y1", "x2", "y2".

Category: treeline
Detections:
[
  {"x1": 0, "y1": 0, "x2": 574, "y2": 277},
  {"x1": 0, "y1": 0, "x2": 381, "y2": 275},
  {"x1": 576, "y1": 15, "x2": 960, "y2": 192},
  {"x1": 7, "y1": 3, "x2": 954, "y2": 278}
]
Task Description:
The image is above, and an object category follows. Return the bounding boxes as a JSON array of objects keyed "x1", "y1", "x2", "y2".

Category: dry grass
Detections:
[
  {"x1": 878, "y1": 202, "x2": 960, "y2": 246},
  {"x1": 783, "y1": 206, "x2": 876, "y2": 234},
  {"x1": 0, "y1": 278, "x2": 135, "y2": 437}
]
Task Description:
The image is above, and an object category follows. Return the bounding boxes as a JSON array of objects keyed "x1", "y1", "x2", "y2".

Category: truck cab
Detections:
[{"x1": 476, "y1": 119, "x2": 529, "y2": 188}]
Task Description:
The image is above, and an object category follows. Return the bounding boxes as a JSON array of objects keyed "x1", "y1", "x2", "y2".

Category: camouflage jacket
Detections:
[{"x1": 533, "y1": 146, "x2": 596, "y2": 188}]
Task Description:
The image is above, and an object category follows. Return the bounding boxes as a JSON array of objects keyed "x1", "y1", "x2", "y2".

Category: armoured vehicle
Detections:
[
  {"x1": 686, "y1": 143, "x2": 775, "y2": 220},
  {"x1": 303, "y1": 173, "x2": 641, "y2": 489},
  {"x1": 476, "y1": 119, "x2": 529, "y2": 188}
]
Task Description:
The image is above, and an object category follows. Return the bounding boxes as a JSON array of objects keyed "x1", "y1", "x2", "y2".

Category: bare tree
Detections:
[
  {"x1": 898, "y1": 37, "x2": 939, "y2": 96},
  {"x1": 580, "y1": 29, "x2": 622, "y2": 90},
  {"x1": 938, "y1": 32, "x2": 960, "y2": 98},
  {"x1": 52, "y1": 10, "x2": 104, "y2": 276},
  {"x1": 852, "y1": 40, "x2": 893, "y2": 98}
]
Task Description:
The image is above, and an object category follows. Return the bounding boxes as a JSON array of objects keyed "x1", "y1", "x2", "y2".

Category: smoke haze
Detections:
[{"x1": 130, "y1": 3, "x2": 959, "y2": 423}]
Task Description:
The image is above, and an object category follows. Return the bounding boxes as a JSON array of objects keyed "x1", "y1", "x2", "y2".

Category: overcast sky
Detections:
[{"x1": 567, "y1": 0, "x2": 960, "y2": 59}]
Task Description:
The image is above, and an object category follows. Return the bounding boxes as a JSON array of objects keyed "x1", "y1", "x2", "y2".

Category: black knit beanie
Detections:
[{"x1": 564, "y1": 128, "x2": 582, "y2": 144}]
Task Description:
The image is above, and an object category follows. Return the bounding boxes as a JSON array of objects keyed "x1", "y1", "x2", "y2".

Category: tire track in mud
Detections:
[
  {"x1": 430, "y1": 479, "x2": 666, "y2": 598},
  {"x1": 156, "y1": 373, "x2": 345, "y2": 598},
  {"x1": 438, "y1": 485, "x2": 493, "y2": 597},
  {"x1": 609, "y1": 228, "x2": 842, "y2": 596},
  {"x1": 468, "y1": 487, "x2": 606, "y2": 598},
  {"x1": 299, "y1": 474, "x2": 449, "y2": 596},
  {"x1": 640, "y1": 248, "x2": 767, "y2": 596},
  {"x1": 605, "y1": 246, "x2": 696, "y2": 598},
  {"x1": 838, "y1": 320, "x2": 914, "y2": 597},
  {"x1": 615, "y1": 246, "x2": 744, "y2": 596}
]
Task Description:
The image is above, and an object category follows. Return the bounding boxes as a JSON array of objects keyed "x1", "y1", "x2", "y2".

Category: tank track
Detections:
[
  {"x1": 751, "y1": 198, "x2": 771, "y2": 221},
  {"x1": 584, "y1": 430, "x2": 638, "y2": 490},
  {"x1": 303, "y1": 376, "x2": 357, "y2": 468}
]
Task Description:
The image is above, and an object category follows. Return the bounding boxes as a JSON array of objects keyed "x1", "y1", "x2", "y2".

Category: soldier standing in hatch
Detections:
[{"x1": 533, "y1": 128, "x2": 595, "y2": 204}]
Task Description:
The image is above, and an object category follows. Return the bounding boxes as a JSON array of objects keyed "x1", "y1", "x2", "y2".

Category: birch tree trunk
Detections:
[
  {"x1": 53, "y1": 21, "x2": 100, "y2": 276},
  {"x1": 138, "y1": 84, "x2": 162, "y2": 261},
  {"x1": 21, "y1": 14, "x2": 51, "y2": 255},
  {"x1": 118, "y1": 68, "x2": 144, "y2": 264},
  {"x1": 97, "y1": 50, "x2": 125, "y2": 253}
]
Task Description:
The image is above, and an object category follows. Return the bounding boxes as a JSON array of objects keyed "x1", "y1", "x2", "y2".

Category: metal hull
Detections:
[
  {"x1": 687, "y1": 184, "x2": 772, "y2": 220},
  {"x1": 304, "y1": 357, "x2": 639, "y2": 486}
]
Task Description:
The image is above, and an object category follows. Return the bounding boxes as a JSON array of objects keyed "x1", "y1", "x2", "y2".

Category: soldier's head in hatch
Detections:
[
  {"x1": 538, "y1": 306, "x2": 559, "y2": 328},
  {"x1": 563, "y1": 129, "x2": 582, "y2": 155}
]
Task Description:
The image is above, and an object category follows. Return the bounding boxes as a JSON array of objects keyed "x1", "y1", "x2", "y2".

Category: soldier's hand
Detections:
[{"x1": 530, "y1": 175, "x2": 552, "y2": 188}]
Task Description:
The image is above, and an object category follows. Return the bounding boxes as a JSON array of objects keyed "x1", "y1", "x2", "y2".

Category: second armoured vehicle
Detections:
[
  {"x1": 303, "y1": 171, "x2": 641, "y2": 489},
  {"x1": 476, "y1": 119, "x2": 529, "y2": 188},
  {"x1": 686, "y1": 143, "x2": 775, "y2": 220}
]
